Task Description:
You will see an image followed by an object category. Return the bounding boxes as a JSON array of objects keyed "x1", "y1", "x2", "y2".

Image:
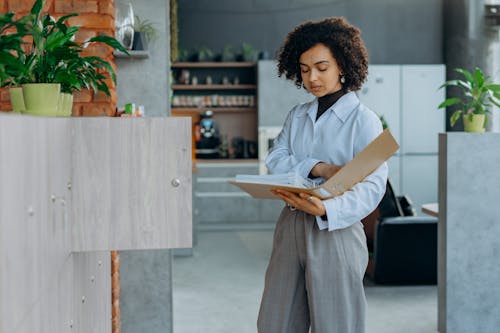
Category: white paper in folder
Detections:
[{"x1": 229, "y1": 129, "x2": 399, "y2": 200}]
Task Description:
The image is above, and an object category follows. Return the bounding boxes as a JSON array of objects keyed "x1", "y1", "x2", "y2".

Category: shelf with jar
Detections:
[
  {"x1": 170, "y1": 62, "x2": 258, "y2": 162},
  {"x1": 171, "y1": 84, "x2": 257, "y2": 90},
  {"x1": 171, "y1": 94, "x2": 256, "y2": 110}
]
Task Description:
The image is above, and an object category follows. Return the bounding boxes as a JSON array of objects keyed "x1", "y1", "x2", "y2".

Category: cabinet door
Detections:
[
  {"x1": 0, "y1": 117, "x2": 74, "y2": 332},
  {"x1": 401, "y1": 65, "x2": 445, "y2": 154},
  {"x1": 401, "y1": 154, "x2": 438, "y2": 214},
  {"x1": 358, "y1": 65, "x2": 401, "y2": 144},
  {"x1": 72, "y1": 117, "x2": 192, "y2": 251}
]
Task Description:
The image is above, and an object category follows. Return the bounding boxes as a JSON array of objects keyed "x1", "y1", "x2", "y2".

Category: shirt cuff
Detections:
[
  {"x1": 315, "y1": 215, "x2": 329, "y2": 230},
  {"x1": 320, "y1": 197, "x2": 356, "y2": 231},
  {"x1": 297, "y1": 158, "x2": 322, "y2": 179}
]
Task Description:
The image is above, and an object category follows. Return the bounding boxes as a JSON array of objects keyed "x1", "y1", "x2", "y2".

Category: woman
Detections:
[{"x1": 257, "y1": 17, "x2": 388, "y2": 333}]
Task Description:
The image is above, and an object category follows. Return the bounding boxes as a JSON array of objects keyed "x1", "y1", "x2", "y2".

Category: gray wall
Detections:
[
  {"x1": 116, "y1": 0, "x2": 170, "y2": 116},
  {"x1": 178, "y1": 0, "x2": 443, "y2": 64}
]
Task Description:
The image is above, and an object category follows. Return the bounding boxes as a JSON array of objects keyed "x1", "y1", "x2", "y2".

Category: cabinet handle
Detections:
[{"x1": 171, "y1": 178, "x2": 181, "y2": 187}]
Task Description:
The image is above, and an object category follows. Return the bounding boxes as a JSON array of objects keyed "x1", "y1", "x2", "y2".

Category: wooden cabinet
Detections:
[
  {"x1": 171, "y1": 62, "x2": 258, "y2": 160},
  {"x1": 0, "y1": 116, "x2": 192, "y2": 332}
]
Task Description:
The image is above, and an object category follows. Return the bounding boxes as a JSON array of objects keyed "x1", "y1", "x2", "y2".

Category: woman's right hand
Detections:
[{"x1": 311, "y1": 162, "x2": 343, "y2": 179}]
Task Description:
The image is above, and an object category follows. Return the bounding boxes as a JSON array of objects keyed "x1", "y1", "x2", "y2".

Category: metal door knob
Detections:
[{"x1": 171, "y1": 178, "x2": 181, "y2": 187}]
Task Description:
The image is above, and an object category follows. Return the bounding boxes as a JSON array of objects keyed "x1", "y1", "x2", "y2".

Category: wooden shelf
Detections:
[
  {"x1": 172, "y1": 107, "x2": 256, "y2": 113},
  {"x1": 170, "y1": 61, "x2": 258, "y2": 145},
  {"x1": 171, "y1": 84, "x2": 256, "y2": 90},
  {"x1": 113, "y1": 50, "x2": 149, "y2": 58},
  {"x1": 172, "y1": 62, "x2": 256, "y2": 68}
]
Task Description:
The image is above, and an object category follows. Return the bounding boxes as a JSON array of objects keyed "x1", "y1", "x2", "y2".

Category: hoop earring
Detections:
[{"x1": 340, "y1": 75, "x2": 346, "y2": 84}]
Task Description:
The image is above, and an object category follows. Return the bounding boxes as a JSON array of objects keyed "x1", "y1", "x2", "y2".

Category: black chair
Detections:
[
  {"x1": 364, "y1": 180, "x2": 438, "y2": 284},
  {"x1": 372, "y1": 216, "x2": 437, "y2": 284}
]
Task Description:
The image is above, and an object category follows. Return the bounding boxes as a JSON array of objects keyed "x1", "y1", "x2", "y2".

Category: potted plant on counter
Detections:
[
  {"x1": 5, "y1": 0, "x2": 128, "y2": 116},
  {"x1": 438, "y1": 67, "x2": 500, "y2": 132},
  {"x1": 0, "y1": 12, "x2": 31, "y2": 112}
]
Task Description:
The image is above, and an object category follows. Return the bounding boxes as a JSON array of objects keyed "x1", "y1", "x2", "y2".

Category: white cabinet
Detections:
[
  {"x1": 401, "y1": 65, "x2": 445, "y2": 154},
  {"x1": 359, "y1": 64, "x2": 445, "y2": 211},
  {"x1": 358, "y1": 65, "x2": 401, "y2": 145}
]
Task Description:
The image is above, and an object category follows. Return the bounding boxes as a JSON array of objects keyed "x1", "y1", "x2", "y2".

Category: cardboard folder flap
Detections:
[
  {"x1": 229, "y1": 129, "x2": 399, "y2": 200},
  {"x1": 321, "y1": 129, "x2": 399, "y2": 196},
  {"x1": 228, "y1": 180, "x2": 321, "y2": 200}
]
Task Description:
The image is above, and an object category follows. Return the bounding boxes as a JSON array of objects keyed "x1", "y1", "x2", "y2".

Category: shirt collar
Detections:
[{"x1": 301, "y1": 91, "x2": 360, "y2": 122}]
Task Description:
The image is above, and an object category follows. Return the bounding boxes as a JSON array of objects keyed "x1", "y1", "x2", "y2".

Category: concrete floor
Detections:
[{"x1": 173, "y1": 229, "x2": 438, "y2": 333}]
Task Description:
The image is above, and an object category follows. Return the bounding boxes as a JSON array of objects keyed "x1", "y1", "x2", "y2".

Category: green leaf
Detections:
[
  {"x1": 45, "y1": 30, "x2": 75, "y2": 51},
  {"x1": 473, "y1": 67, "x2": 484, "y2": 88},
  {"x1": 489, "y1": 97, "x2": 500, "y2": 108},
  {"x1": 31, "y1": 0, "x2": 44, "y2": 19},
  {"x1": 438, "y1": 80, "x2": 459, "y2": 89},
  {"x1": 438, "y1": 98, "x2": 461, "y2": 109},
  {"x1": 455, "y1": 68, "x2": 473, "y2": 83},
  {"x1": 87, "y1": 35, "x2": 129, "y2": 54},
  {"x1": 56, "y1": 13, "x2": 78, "y2": 27},
  {"x1": 486, "y1": 84, "x2": 500, "y2": 92},
  {"x1": 457, "y1": 80, "x2": 471, "y2": 90},
  {"x1": 0, "y1": 13, "x2": 15, "y2": 31},
  {"x1": 450, "y1": 110, "x2": 462, "y2": 127}
]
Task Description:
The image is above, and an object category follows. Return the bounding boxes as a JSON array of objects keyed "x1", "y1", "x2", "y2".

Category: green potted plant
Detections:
[
  {"x1": 5, "y1": 0, "x2": 128, "y2": 116},
  {"x1": 0, "y1": 12, "x2": 31, "y2": 112},
  {"x1": 196, "y1": 46, "x2": 214, "y2": 62},
  {"x1": 241, "y1": 42, "x2": 257, "y2": 62},
  {"x1": 221, "y1": 44, "x2": 235, "y2": 62},
  {"x1": 438, "y1": 67, "x2": 500, "y2": 132},
  {"x1": 133, "y1": 15, "x2": 158, "y2": 51}
]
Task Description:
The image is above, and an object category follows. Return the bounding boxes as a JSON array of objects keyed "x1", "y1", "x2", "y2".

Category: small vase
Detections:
[
  {"x1": 463, "y1": 114, "x2": 486, "y2": 133},
  {"x1": 132, "y1": 31, "x2": 148, "y2": 51},
  {"x1": 22, "y1": 83, "x2": 61, "y2": 117},
  {"x1": 8, "y1": 87, "x2": 25, "y2": 113}
]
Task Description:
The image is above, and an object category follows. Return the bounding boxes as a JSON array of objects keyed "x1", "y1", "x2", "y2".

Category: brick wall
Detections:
[{"x1": 0, "y1": 0, "x2": 117, "y2": 116}]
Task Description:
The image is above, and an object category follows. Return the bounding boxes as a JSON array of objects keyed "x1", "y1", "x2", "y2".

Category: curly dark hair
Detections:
[{"x1": 277, "y1": 17, "x2": 368, "y2": 91}]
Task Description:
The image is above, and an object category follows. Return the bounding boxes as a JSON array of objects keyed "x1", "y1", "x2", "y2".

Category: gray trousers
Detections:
[{"x1": 257, "y1": 206, "x2": 368, "y2": 333}]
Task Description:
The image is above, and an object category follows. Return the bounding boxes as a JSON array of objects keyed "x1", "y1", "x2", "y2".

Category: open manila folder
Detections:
[{"x1": 228, "y1": 129, "x2": 399, "y2": 200}]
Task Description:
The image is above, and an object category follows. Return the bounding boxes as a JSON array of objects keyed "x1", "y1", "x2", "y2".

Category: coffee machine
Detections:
[{"x1": 194, "y1": 110, "x2": 220, "y2": 158}]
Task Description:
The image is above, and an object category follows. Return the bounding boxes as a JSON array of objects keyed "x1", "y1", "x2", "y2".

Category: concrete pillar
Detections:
[
  {"x1": 443, "y1": 0, "x2": 500, "y2": 131},
  {"x1": 114, "y1": 0, "x2": 175, "y2": 332},
  {"x1": 438, "y1": 133, "x2": 500, "y2": 332}
]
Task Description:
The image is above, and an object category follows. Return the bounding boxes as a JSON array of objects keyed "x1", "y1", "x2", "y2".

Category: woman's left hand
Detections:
[{"x1": 272, "y1": 189, "x2": 326, "y2": 216}]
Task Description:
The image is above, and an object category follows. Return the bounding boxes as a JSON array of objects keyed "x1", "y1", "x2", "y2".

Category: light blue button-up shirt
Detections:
[{"x1": 265, "y1": 91, "x2": 388, "y2": 231}]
